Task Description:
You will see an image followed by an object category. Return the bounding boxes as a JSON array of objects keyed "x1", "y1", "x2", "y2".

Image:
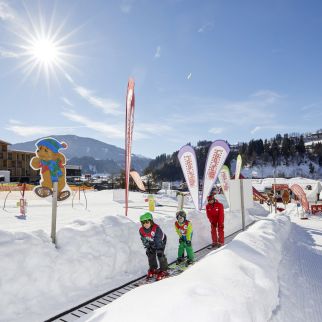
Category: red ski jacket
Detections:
[{"x1": 206, "y1": 200, "x2": 224, "y2": 224}]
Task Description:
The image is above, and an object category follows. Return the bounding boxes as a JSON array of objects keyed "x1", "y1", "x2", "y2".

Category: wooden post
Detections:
[
  {"x1": 240, "y1": 179, "x2": 245, "y2": 231},
  {"x1": 51, "y1": 182, "x2": 58, "y2": 245}
]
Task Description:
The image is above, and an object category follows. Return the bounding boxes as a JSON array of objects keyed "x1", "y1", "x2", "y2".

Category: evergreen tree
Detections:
[
  {"x1": 309, "y1": 162, "x2": 315, "y2": 174},
  {"x1": 296, "y1": 135, "x2": 306, "y2": 156},
  {"x1": 281, "y1": 134, "x2": 292, "y2": 162},
  {"x1": 270, "y1": 139, "x2": 280, "y2": 166}
]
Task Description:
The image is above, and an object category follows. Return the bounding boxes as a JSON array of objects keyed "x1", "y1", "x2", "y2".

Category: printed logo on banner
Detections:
[
  {"x1": 206, "y1": 150, "x2": 224, "y2": 180},
  {"x1": 178, "y1": 140, "x2": 230, "y2": 211},
  {"x1": 218, "y1": 165, "x2": 230, "y2": 205},
  {"x1": 184, "y1": 155, "x2": 197, "y2": 187}
]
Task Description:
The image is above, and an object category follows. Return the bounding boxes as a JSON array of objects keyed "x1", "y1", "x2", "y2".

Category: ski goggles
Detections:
[{"x1": 141, "y1": 220, "x2": 151, "y2": 224}]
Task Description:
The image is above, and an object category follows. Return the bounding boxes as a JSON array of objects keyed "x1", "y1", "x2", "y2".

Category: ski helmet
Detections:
[
  {"x1": 176, "y1": 210, "x2": 186, "y2": 220},
  {"x1": 140, "y1": 212, "x2": 153, "y2": 223}
]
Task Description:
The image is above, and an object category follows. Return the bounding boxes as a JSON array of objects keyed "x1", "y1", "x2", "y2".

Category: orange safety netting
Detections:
[
  {"x1": 0, "y1": 183, "x2": 35, "y2": 192},
  {"x1": 0, "y1": 183, "x2": 93, "y2": 192},
  {"x1": 69, "y1": 184, "x2": 94, "y2": 191}
]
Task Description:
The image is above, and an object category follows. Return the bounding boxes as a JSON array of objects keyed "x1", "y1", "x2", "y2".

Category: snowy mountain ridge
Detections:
[{"x1": 10, "y1": 135, "x2": 151, "y2": 174}]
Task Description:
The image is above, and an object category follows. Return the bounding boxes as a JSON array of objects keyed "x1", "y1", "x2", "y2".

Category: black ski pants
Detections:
[{"x1": 146, "y1": 247, "x2": 168, "y2": 272}]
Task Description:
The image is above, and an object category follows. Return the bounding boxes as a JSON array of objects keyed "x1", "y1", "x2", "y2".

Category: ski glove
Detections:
[
  {"x1": 179, "y1": 236, "x2": 186, "y2": 242},
  {"x1": 146, "y1": 248, "x2": 154, "y2": 256},
  {"x1": 186, "y1": 240, "x2": 191, "y2": 246}
]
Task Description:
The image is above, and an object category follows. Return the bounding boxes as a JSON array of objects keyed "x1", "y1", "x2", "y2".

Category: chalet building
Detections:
[{"x1": 0, "y1": 139, "x2": 38, "y2": 182}]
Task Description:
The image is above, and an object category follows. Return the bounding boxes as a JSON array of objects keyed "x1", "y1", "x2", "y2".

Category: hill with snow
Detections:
[{"x1": 10, "y1": 135, "x2": 151, "y2": 174}]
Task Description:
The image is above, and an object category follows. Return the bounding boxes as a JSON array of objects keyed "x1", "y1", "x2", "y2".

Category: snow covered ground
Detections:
[
  {"x1": 80, "y1": 204, "x2": 322, "y2": 322},
  {"x1": 242, "y1": 162, "x2": 322, "y2": 179},
  {"x1": 1, "y1": 187, "x2": 322, "y2": 322},
  {"x1": 0, "y1": 190, "x2": 259, "y2": 322}
]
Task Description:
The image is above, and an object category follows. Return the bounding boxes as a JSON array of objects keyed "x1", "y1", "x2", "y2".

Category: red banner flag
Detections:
[
  {"x1": 290, "y1": 184, "x2": 309, "y2": 212},
  {"x1": 125, "y1": 79, "x2": 135, "y2": 216}
]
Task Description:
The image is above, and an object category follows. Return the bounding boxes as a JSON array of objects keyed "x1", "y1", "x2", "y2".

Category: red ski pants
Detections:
[{"x1": 210, "y1": 214, "x2": 224, "y2": 244}]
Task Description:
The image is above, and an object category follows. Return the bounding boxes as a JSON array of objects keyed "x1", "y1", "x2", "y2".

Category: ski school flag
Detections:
[
  {"x1": 130, "y1": 171, "x2": 145, "y2": 191},
  {"x1": 201, "y1": 140, "x2": 230, "y2": 208},
  {"x1": 125, "y1": 79, "x2": 135, "y2": 216},
  {"x1": 290, "y1": 184, "x2": 309, "y2": 212},
  {"x1": 178, "y1": 145, "x2": 200, "y2": 211},
  {"x1": 235, "y1": 154, "x2": 242, "y2": 179},
  {"x1": 218, "y1": 165, "x2": 231, "y2": 206}
]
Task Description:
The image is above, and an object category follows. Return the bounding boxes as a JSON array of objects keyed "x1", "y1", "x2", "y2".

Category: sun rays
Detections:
[{"x1": 9, "y1": 4, "x2": 81, "y2": 86}]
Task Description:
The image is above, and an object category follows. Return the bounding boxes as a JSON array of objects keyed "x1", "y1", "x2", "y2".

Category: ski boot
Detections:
[
  {"x1": 147, "y1": 268, "x2": 158, "y2": 279},
  {"x1": 217, "y1": 243, "x2": 224, "y2": 248},
  {"x1": 176, "y1": 257, "x2": 185, "y2": 265},
  {"x1": 156, "y1": 270, "x2": 169, "y2": 281},
  {"x1": 185, "y1": 259, "x2": 194, "y2": 267}
]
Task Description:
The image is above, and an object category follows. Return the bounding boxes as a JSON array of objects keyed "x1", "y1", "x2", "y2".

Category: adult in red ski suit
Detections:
[{"x1": 206, "y1": 195, "x2": 225, "y2": 247}]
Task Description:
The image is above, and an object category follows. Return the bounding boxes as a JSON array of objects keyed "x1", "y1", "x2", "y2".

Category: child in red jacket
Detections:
[{"x1": 205, "y1": 194, "x2": 225, "y2": 248}]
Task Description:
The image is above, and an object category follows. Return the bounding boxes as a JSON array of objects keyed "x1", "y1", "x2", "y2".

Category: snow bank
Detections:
[
  {"x1": 80, "y1": 214, "x2": 291, "y2": 322},
  {"x1": 0, "y1": 203, "x2": 266, "y2": 322}
]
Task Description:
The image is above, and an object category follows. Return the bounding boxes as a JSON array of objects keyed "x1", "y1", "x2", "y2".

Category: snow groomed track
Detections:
[{"x1": 45, "y1": 225, "x2": 254, "y2": 322}]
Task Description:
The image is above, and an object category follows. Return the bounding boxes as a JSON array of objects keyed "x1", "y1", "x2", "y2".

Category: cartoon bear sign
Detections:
[{"x1": 30, "y1": 137, "x2": 71, "y2": 201}]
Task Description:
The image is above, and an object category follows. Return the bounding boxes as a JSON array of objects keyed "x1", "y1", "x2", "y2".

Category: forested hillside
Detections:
[{"x1": 144, "y1": 131, "x2": 322, "y2": 181}]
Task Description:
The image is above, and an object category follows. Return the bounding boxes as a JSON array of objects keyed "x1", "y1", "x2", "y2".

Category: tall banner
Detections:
[
  {"x1": 235, "y1": 154, "x2": 242, "y2": 179},
  {"x1": 218, "y1": 165, "x2": 230, "y2": 206},
  {"x1": 130, "y1": 171, "x2": 145, "y2": 191},
  {"x1": 178, "y1": 145, "x2": 200, "y2": 211},
  {"x1": 125, "y1": 79, "x2": 135, "y2": 216},
  {"x1": 253, "y1": 187, "x2": 268, "y2": 201},
  {"x1": 201, "y1": 140, "x2": 230, "y2": 209},
  {"x1": 290, "y1": 184, "x2": 309, "y2": 212}
]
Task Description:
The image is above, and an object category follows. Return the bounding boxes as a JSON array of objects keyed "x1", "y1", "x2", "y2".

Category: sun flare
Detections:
[
  {"x1": 12, "y1": 7, "x2": 79, "y2": 84},
  {"x1": 30, "y1": 38, "x2": 59, "y2": 65}
]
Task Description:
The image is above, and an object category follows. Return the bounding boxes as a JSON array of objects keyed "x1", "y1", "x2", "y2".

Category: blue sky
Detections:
[{"x1": 0, "y1": 0, "x2": 322, "y2": 158}]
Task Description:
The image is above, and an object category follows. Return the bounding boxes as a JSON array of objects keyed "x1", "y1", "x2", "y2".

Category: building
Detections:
[
  {"x1": 66, "y1": 165, "x2": 82, "y2": 183},
  {"x1": 0, "y1": 139, "x2": 38, "y2": 182},
  {"x1": 0, "y1": 170, "x2": 10, "y2": 182}
]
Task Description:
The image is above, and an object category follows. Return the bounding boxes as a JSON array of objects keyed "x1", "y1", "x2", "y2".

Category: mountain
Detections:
[{"x1": 10, "y1": 135, "x2": 151, "y2": 174}]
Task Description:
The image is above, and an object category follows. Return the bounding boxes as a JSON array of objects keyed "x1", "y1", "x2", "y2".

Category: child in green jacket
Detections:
[{"x1": 175, "y1": 210, "x2": 194, "y2": 266}]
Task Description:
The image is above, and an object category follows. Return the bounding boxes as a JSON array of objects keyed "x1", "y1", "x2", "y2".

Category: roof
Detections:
[
  {"x1": 0, "y1": 139, "x2": 11, "y2": 145},
  {"x1": 9, "y1": 149, "x2": 35, "y2": 155}
]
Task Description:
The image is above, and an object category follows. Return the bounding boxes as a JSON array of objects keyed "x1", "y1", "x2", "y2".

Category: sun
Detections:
[
  {"x1": 30, "y1": 38, "x2": 59, "y2": 65},
  {"x1": 12, "y1": 6, "x2": 79, "y2": 84}
]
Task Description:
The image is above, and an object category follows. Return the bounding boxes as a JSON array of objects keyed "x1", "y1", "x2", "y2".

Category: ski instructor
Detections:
[{"x1": 206, "y1": 194, "x2": 225, "y2": 248}]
